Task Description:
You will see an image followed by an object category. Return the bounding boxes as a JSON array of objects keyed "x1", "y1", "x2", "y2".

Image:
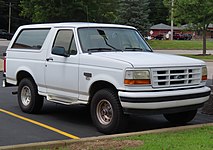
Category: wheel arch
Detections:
[
  {"x1": 16, "y1": 70, "x2": 36, "y2": 86},
  {"x1": 88, "y1": 80, "x2": 118, "y2": 105}
]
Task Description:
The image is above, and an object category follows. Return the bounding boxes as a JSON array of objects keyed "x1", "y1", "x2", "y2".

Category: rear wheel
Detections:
[
  {"x1": 163, "y1": 110, "x2": 197, "y2": 124},
  {"x1": 90, "y1": 89, "x2": 126, "y2": 134},
  {"x1": 18, "y1": 78, "x2": 44, "y2": 113}
]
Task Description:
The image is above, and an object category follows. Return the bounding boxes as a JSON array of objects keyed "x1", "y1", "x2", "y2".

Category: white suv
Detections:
[{"x1": 3, "y1": 23, "x2": 211, "y2": 134}]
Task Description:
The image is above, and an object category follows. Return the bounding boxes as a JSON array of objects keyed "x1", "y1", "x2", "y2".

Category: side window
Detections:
[
  {"x1": 12, "y1": 29, "x2": 50, "y2": 50},
  {"x1": 53, "y1": 30, "x2": 77, "y2": 55}
]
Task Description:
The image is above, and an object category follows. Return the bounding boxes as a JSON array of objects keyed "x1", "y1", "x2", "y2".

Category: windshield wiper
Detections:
[
  {"x1": 125, "y1": 48, "x2": 151, "y2": 52},
  {"x1": 87, "y1": 48, "x2": 123, "y2": 53},
  {"x1": 87, "y1": 48, "x2": 112, "y2": 53}
]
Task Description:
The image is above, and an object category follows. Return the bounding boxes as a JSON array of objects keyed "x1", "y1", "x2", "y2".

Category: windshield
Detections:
[{"x1": 78, "y1": 27, "x2": 152, "y2": 53}]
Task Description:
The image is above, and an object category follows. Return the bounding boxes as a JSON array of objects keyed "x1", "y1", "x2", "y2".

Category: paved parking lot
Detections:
[{"x1": 0, "y1": 39, "x2": 213, "y2": 147}]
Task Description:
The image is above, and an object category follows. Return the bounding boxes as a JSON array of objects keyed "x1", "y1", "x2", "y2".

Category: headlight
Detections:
[
  {"x1": 202, "y1": 66, "x2": 207, "y2": 81},
  {"x1": 124, "y1": 70, "x2": 151, "y2": 85}
]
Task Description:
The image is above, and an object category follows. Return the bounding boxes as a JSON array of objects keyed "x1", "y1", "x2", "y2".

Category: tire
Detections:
[
  {"x1": 18, "y1": 78, "x2": 44, "y2": 113},
  {"x1": 90, "y1": 89, "x2": 126, "y2": 134},
  {"x1": 163, "y1": 109, "x2": 197, "y2": 124}
]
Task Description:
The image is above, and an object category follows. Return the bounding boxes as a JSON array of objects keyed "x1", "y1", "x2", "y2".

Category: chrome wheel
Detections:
[
  {"x1": 96, "y1": 99, "x2": 113, "y2": 125},
  {"x1": 21, "y1": 86, "x2": 31, "y2": 106}
]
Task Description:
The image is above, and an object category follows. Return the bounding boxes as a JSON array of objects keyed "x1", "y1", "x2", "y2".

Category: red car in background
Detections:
[{"x1": 173, "y1": 34, "x2": 185, "y2": 40}]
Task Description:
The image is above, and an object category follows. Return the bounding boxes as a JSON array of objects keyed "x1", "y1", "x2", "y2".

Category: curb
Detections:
[{"x1": 1, "y1": 123, "x2": 213, "y2": 150}]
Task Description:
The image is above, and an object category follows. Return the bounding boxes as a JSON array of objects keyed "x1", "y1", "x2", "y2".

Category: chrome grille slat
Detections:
[{"x1": 152, "y1": 67, "x2": 202, "y2": 88}]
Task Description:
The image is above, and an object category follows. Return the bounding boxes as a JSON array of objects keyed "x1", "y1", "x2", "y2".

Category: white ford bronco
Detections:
[{"x1": 2, "y1": 23, "x2": 211, "y2": 134}]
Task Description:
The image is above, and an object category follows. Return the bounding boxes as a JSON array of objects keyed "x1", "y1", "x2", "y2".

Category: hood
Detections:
[{"x1": 92, "y1": 52, "x2": 205, "y2": 68}]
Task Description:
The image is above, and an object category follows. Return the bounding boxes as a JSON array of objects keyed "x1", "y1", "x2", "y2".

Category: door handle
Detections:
[{"x1": 46, "y1": 57, "x2": 53, "y2": 61}]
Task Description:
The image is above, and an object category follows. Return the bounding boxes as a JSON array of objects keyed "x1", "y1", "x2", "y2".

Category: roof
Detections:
[
  {"x1": 150, "y1": 23, "x2": 184, "y2": 30},
  {"x1": 208, "y1": 23, "x2": 213, "y2": 28},
  {"x1": 19, "y1": 22, "x2": 136, "y2": 30},
  {"x1": 151, "y1": 23, "x2": 213, "y2": 30},
  {"x1": 150, "y1": 23, "x2": 171, "y2": 30}
]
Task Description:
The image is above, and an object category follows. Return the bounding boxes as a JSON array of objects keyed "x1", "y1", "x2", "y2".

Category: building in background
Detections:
[{"x1": 149, "y1": 23, "x2": 213, "y2": 40}]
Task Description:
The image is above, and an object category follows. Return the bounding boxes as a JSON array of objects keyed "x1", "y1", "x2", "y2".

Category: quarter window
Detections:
[{"x1": 12, "y1": 29, "x2": 50, "y2": 50}]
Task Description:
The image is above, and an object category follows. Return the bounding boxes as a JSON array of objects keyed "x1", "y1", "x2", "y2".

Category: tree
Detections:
[
  {"x1": 83, "y1": 0, "x2": 118, "y2": 23},
  {"x1": 117, "y1": 0, "x2": 150, "y2": 35},
  {"x1": 164, "y1": 0, "x2": 213, "y2": 55},
  {"x1": 20, "y1": 0, "x2": 84, "y2": 22},
  {"x1": 19, "y1": 0, "x2": 118, "y2": 23},
  {"x1": 149, "y1": 0, "x2": 169, "y2": 25},
  {"x1": 0, "y1": 0, "x2": 7, "y2": 29}
]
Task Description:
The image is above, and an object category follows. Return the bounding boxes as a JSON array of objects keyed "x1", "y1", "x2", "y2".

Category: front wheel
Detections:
[
  {"x1": 163, "y1": 109, "x2": 197, "y2": 124},
  {"x1": 90, "y1": 89, "x2": 126, "y2": 134},
  {"x1": 18, "y1": 78, "x2": 44, "y2": 113}
]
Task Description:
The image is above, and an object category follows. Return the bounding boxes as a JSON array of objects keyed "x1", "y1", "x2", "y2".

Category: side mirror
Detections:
[{"x1": 52, "y1": 46, "x2": 69, "y2": 57}]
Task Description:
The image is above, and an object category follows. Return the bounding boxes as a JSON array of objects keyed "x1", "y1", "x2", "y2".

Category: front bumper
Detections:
[{"x1": 119, "y1": 86, "x2": 211, "y2": 110}]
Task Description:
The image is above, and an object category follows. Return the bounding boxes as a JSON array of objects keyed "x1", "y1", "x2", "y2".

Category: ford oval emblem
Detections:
[{"x1": 174, "y1": 75, "x2": 182, "y2": 79}]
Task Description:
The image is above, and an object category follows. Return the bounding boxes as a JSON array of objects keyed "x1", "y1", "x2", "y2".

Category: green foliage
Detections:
[
  {"x1": 83, "y1": 0, "x2": 118, "y2": 23},
  {"x1": 19, "y1": 0, "x2": 169, "y2": 35},
  {"x1": 19, "y1": 0, "x2": 118, "y2": 23},
  {"x1": 19, "y1": 0, "x2": 155, "y2": 34},
  {"x1": 149, "y1": 0, "x2": 169, "y2": 25},
  {"x1": 117, "y1": 0, "x2": 150, "y2": 35},
  {"x1": 0, "y1": 0, "x2": 8, "y2": 29},
  {"x1": 1, "y1": 0, "x2": 171, "y2": 34},
  {"x1": 20, "y1": 0, "x2": 84, "y2": 22},
  {"x1": 174, "y1": 0, "x2": 213, "y2": 29}
]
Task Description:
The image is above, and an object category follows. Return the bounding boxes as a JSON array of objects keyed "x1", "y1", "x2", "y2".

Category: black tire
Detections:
[
  {"x1": 163, "y1": 109, "x2": 197, "y2": 124},
  {"x1": 90, "y1": 89, "x2": 126, "y2": 134},
  {"x1": 18, "y1": 78, "x2": 44, "y2": 113}
]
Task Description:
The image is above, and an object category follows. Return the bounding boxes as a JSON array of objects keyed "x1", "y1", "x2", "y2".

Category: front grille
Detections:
[{"x1": 152, "y1": 67, "x2": 201, "y2": 88}]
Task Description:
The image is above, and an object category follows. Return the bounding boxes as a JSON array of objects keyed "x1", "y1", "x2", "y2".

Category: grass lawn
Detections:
[
  {"x1": 180, "y1": 54, "x2": 213, "y2": 61},
  {"x1": 55, "y1": 126, "x2": 213, "y2": 150},
  {"x1": 116, "y1": 126, "x2": 213, "y2": 150},
  {"x1": 148, "y1": 40, "x2": 213, "y2": 50}
]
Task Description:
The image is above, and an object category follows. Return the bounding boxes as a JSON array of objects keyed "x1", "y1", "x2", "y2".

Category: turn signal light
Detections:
[
  {"x1": 202, "y1": 67, "x2": 207, "y2": 81},
  {"x1": 124, "y1": 79, "x2": 151, "y2": 85},
  {"x1": 202, "y1": 75, "x2": 207, "y2": 81}
]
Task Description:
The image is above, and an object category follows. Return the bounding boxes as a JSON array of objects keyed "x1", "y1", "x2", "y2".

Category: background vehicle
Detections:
[
  {"x1": 173, "y1": 34, "x2": 185, "y2": 40},
  {"x1": 154, "y1": 34, "x2": 164, "y2": 40},
  {"x1": 183, "y1": 34, "x2": 192, "y2": 40},
  {"x1": 0, "y1": 29, "x2": 13, "y2": 40}
]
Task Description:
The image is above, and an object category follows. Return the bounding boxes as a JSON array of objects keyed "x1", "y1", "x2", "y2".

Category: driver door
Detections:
[{"x1": 45, "y1": 29, "x2": 79, "y2": 103}]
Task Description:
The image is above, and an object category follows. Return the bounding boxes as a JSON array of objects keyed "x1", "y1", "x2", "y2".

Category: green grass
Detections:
[
  {"x1": 118, "y1": 126, "x2": 213, "y2": 150},
  {"x1": 51, "y1": 126, "x2": 213, "y2": 150},
  {"x1": 148, "y1": 40, "x2": 213, "y2": 50},
  {"x1": 180, "y1": 54, "x2": 213, "y2": 61}
]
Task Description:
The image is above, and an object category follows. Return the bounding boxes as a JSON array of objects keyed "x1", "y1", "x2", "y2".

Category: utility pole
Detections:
[
  {"x1": 171, "y1": 0, "x2": 174, "y2": 40},
  {"x1": 8, "y1": 2, "x2": 12, "y2": 33}
]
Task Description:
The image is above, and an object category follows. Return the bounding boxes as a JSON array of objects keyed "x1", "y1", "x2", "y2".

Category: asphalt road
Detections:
[{"x1": 0, "y1": 39, "x2": 213, "y2": 147}]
